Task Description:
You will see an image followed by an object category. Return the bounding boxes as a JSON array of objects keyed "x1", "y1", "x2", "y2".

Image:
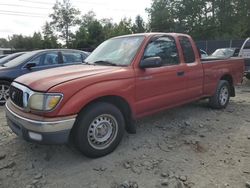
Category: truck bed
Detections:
[{"x1": 201, "y1": 57, "x2": 245, "y2": 97}]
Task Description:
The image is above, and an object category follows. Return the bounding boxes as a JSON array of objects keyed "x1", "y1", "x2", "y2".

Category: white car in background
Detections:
[
  {"x1": 200, "y1": 49, "x2": 208, "y2": 58},
  {"x1": 239, "y1": 38, "x2": 250, "y2": 79}
]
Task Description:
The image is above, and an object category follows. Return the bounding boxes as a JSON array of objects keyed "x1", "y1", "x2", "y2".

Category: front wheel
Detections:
[
  {"x1": 74, "y1": 102, "x2": 125, "y2": 158},
  {"x1": 0, "y1": 80, "x2": 11, "y2": 105},
  {"x1": 209, "y1": 80, "x2": 230, "y2": 109}
]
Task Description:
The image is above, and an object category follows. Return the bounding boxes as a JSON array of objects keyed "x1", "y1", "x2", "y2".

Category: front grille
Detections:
[{"x1": 9, "y1": 85, "x2": 24, "y2": 108}]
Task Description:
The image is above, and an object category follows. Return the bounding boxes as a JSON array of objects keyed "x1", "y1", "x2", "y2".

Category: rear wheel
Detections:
[
  {"x1": 209, "y1": 80, "x2": 230, "y2": 109},
  {"x1": 74, "y1": 102, "x2": 125, "y2": 158},
  {"x1": 0, "y1": 81, "x2": 11, "y2": 105}
]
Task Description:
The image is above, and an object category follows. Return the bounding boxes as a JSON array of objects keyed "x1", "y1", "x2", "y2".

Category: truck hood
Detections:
[{"x1": 15, "y1": 64, "x2": 123, "y2": 91}]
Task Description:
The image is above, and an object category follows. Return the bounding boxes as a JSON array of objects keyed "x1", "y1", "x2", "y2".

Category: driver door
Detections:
[{"x1": 135, "y1": 35, "x2": 187, "y2": 116}]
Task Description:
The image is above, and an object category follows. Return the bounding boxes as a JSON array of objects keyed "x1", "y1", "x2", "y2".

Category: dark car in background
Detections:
[
  {"x1": 0, "y1": 52, "x2": 26, "y2": 65},
  {"x1": 0, "y1": 49, "x2": 89, "y2": 104}
]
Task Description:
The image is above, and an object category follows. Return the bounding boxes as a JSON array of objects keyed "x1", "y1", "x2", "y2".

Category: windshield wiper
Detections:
[{"x1": 93, "y1": 60, "x2": 117, "y2": 66}]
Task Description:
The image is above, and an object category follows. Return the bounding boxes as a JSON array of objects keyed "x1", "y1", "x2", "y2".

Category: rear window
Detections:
[{"x1": 179, "y1": 37, "x2": 195, "y2": 63}]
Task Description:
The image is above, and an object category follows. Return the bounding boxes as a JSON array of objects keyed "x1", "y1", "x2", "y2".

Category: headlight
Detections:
[{"x1": 28, "y1": 93, "x2": 62, "y2": 111}]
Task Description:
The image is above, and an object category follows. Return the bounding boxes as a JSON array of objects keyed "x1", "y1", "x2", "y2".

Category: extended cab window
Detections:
[
  {"x1": 143, "y1": 36, "x2": 179, "y2": 66},
  {"x1": 179, "y1": 37, "x2": 195, "y2": 63}
]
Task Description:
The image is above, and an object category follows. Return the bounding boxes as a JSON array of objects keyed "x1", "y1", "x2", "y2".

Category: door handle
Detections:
[{"x1": 177, "y1": 71, "x2": 185, "y2": 76}]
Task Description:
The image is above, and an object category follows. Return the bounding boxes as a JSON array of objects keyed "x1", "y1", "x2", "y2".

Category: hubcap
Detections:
[
  {"x1": 0, "y1": 84, "x2": 9, "y2": 104},
  {"x1": 219, "y1": 86, "x2": 229, "y2": 106},
  {"x1": 87, "y1": 114, "x2": 118, "y2": 150}
]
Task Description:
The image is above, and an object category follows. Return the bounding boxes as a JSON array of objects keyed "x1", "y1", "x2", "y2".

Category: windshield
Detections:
[
  {"x1": 85, "y1": 36, "x2": 145, "y2": 66},
  {"x1": 3, "y1": 51, "x2": 38, "y2": 67},
  {"x1": 211, "y1": 48, "x2": 235, "y2": 58}
]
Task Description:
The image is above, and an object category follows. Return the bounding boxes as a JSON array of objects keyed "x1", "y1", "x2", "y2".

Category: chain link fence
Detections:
[{"x1": 196, "y1": 39, "x2": 245, "y2": 54}]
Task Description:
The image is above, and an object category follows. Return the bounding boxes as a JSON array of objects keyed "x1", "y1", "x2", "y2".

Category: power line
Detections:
[
  {"x1": 0, "y1": 3, "x2": 50, "y2": 10},
  {"x1": 0, "y1": 12, "x2": 45, "y2": 18},
  {"x1": 18, "y1": 0, "x2": 138, "y2": 13},
  {"x1": 19, "y1": 0, "x2": 54, "y2": 5},
  {"x1": 0, "y1": 10, "x2": 48, "y2": 16}
]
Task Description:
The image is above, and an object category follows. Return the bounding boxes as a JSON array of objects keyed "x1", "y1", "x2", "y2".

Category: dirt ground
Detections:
[{"x1": 0, "y1": 80, "x2": 250, "y2": 188}]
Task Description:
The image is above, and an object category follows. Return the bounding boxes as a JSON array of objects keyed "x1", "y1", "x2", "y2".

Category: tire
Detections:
[
  {"x1": 0, "y1": 80, "x2": 11, "y2": 105},
  {"x1": 246, "y1": 73, "x2": 250, "y2": 80},
  {"x1": 74, "y1": 102, "x2": 125, "y2": 158},
  {"x1": 209, "y1": 80, "x2": 230, "y2": 109}
]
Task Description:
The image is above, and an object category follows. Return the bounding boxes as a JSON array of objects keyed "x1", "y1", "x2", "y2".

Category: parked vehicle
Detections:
[
  {"x1": 0, "y1": 52, "x2": 26, "y2": 65},
  {"x1": 239, "y1": 38, "x2": 250, "y2": 79},
  {"x1": 0, "y1": 55, "x2": 7, "y2": 59},
  {"x1": 0, "y1": 49, "x2": 89, "y2": 104},
  {"x1": 210, "y1": 48, "x2": 240, "y2": 58},
  {"x1": 200, "y1": 49, "x2": 208, "y2": 58},
  {"x1": 6, "y1": 33, "x2": 244, "y2": 158}
]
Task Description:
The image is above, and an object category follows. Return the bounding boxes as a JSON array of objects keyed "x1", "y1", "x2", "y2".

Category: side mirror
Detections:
[
  {"x1": 25, "y1": 63, "x2": 36, "y2": 69},
  {"x1": 140, "y1": 57, "x2": 162, "y2": 69}
]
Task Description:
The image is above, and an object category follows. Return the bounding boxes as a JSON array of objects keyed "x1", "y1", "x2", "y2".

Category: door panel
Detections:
[
  {"x1": 186, "y1": 63, "x2": 203, "y2": 99},
  {"x1": 134, "y1": 35, "x2": 188, "y2": 116},
  {"x1": 135, "y1": 64, "x2": 187, "y2": 115}
]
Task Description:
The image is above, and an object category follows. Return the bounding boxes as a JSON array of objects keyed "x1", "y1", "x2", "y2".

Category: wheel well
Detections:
[
  {"x1": 220, "y1": 74, "x2": 235, "y2": 97},
  {"x1": 0, "y1": 79, "x2": 12, "y2": 84},
  {"x1": 80, "y1": 96, "x2": 136, "y2": 134}
]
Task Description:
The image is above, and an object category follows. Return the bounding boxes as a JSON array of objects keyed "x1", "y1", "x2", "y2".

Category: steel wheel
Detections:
[
  {"x1": 87, "y1": 114, "x2": 118, "y2": 150},
  {"x1": 209, "y1": 80, "x2": 230, "y2": 109},
  {"x1": 0, "y1": 84, "x2": 10, "y2": 104},
  {"x1": 219, "y1": 86, "x2": 229, "y2": 106}
]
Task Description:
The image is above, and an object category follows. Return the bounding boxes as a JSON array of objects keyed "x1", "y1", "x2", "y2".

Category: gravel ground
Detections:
[{"x1": 0, "y1": 80, "x2": 250, "y2": 188}]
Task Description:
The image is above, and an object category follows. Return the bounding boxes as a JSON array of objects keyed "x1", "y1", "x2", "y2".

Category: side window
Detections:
[
  {"x1": 179, "y1": 37, "x2": 195, "y2": 63},
  {"x1": 28, "y1": 52, "x2": 58, "y2": 67},
  {"x1": 81, "y1": 53, "x2": 88, "y2": 60},
  {"x1": 143, "y1": 36, "x2": 179, "y2": 66},
  {"x1": 28, "y1": 55, "x2": 43, "y2": 66},
  {"x1": 62, "y1": 51, "x2": 83, "y2": 64},
  {"x1": 43, "y1": 52, "x2": 58, "y2": 65}
]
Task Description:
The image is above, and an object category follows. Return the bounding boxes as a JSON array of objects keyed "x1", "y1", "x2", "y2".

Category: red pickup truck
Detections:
[{"x1": 5, "y1": 33, "x2": 244, "y2": 158}]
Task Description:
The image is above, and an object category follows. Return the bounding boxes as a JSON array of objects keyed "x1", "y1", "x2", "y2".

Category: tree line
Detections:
[{"x1": 0, "y1": 0, "x2": 249, "y2": 51}]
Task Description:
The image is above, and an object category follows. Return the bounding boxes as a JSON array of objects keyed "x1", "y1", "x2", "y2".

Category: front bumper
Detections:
[{"x1": 5, "y1": 101, "x2": 76, "y2": 144}]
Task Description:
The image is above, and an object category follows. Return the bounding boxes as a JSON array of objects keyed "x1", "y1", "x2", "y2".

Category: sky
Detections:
[{"x1": 0, "y1": 0, "x2": 152, "y2": 39}]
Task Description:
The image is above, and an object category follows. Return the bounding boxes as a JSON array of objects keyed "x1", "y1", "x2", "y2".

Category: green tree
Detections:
[
  {"x1": 42, "y1": 22, "x2": 59, "y2": 48},
  {"x1": 112, "y1": 18, "x2": 133, "y2": 36},
  {"x1": 49, "y1": 0, "x2": 80, "y2": 47},
  {"x1": 132, "y1": 15, "x2": 146, "y2": 33},
  {"x1": 0, "y1": 38, "x2": 10, "y2": 48},
  {"x1": 32, "y1": 32, "x2": 43, "y2": 49},
  {"x1": 147, "y1": 0, "x2": 250, "y2": 40},
  {"x1": 146, "y1": 0, "x2": 176, "y2": 32}
]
